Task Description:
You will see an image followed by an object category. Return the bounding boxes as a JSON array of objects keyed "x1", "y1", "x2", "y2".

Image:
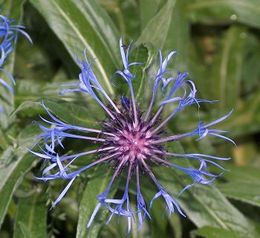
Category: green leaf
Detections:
[
  {"x1": 189, "y1": 25, "x2": 246, "y2": 110},
  {"x1": 44, "y1": 99, "x2": 103, "y2": 127},
  {"x1": 131, "y1": 43, "x2": 153, "y2": 101},
  {"x1": 241, "y1": 32, "x2": 260, "y2": 94},
  {"x1": 139, "y1": 0, "x2": 162, "y2": 30},
  {"x1": 136, "y1": 0, "x2": 176, "y2": 49},
  {"x1": 12, "y1": 101, "x2": 42, "y2": 119},
  {"x1": 13, "y1": 191, "x2": 47, "y2": 238},
  {"x1": 221, "y1": 92, "x2": 260, "y2": 137},
  {"x1": 76, "y1": 167, "x2": 113, "y2": 238},
  {"x1": 153, "y1": 166, "x2": 257, "y2": 237},
  {"x1": 191, "y1": 226, "x2": 244, "y2": 238},
  {"x1": 0, "y1": 0, "x2": 26, "y2": 127},
  {"x1": 29, "y1": 0, "x2": 120, "y2": 95},
  {"x1": 13, "y1": 79, "x2": 71, "y2": 118},
  {"x1": 213, "y1": 26, "x2": 246, "y2": 109},
  {"x1": 12, "y1": 80, "x2": 73, "y2": 120},
  {"x1": 136, "y1": 0, "x2": 190, "y2": 101},
  {"x1": 216, "y1": 165, "x2": 260, "y2": 207},
  {"x1": 0, "y1": 125, "x2": 39, "y2": 227},
  {"x1": 15, "y1": 78, "x2": 76, "y2": 100},
  {"x1": 164, "y1": 0, "x2": 191, "y2": 70},
  {"x1": 149, "y1": 194, "x2": 172, "y2": 238},
  {"x1": 186, "y1": 0, "x2": 260, "y2": 29}
]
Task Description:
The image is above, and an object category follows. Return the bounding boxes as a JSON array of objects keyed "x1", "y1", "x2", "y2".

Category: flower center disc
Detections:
[{"x1": 117, "y1": 127, "x2": 150, "y2": 160}]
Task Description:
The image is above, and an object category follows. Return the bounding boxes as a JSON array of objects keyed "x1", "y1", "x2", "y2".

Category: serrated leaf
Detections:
[{"x1": 29, "y1": 0, "x2": 120, "y2": 95}]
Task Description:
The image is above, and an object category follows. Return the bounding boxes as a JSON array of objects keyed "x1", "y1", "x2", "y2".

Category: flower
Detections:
[
  {"x1": 0, "y1": 14, "x2": 32, "y2": 93},
  {"x1": 32, "y1": 38, "x2": 233, "y2": 231}
]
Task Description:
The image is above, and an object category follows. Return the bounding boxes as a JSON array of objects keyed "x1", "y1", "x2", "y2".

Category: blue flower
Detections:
[
  {"x1": 0, "y1": 14, "x2": 31, "y2": 93},
  {"x1": 32, "y1": 38, "x2": 233, "y2": 231}
]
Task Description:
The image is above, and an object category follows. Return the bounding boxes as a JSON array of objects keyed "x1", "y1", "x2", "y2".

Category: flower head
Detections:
[
  {"x1": 0, "y1": 14, "x2": 32, "y2": 92},
  {"x1": 32, "y1": 38, "x2": 233, "y2": 231}
]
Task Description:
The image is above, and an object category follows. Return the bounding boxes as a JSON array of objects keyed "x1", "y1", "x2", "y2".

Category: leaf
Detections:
[
  {"x1": 213, "y1": 26, "x2": 246, "y2": 109},
  {"x1": 169, "y1": 215, "x2": 182, "y2": 238},
  {"x1": 13, "y1": 79, "x2": 75, "y2": 118},
  {"x1": 216, "y1": 165, "x2": 260, "y2": 207},
  {"x1": 29, "y1": 0, "x2": 120, "y2": 95},
  {"x1": 139, "y1": 0, "x2": 162, "y2": 30},
  {"x1": 191, "y1": 226, "x2": 244, "y2": 238},
  {"x1": 15, "y1": 78, "x2": 77, "y2": 100},
  {"x1": 76, "y1": 166, "x2": 113, "y2": 238},
  {"x1": 14, "y1": 40, "x2": 62, "y2": 83},
  {"x1": 105, "y1": 0, "x2": 140, "y2": 39},
  {"x1": 164, "y1": 0, "x2": 191, "y2": 70},
  {"x1": 136, "y1": 0, "x2": 176, "y2": 49},
  {"x1": 72, "y1": 0, "x2": 120, "y2": 64},
  {"x1": 44, "y1": 99, "x2": 103, "y2": 127},
  {"x1": 13, "y1": 191, "x2": 47, "y2": 238},
  {"x1": 152, "y1": 166, "x2": 258, "y2": 237},
  {"x1": 131, "y1": 43, "x2": 153, "y2": 101},
  {"x1": 186, "y1": 0, "x2": 260, "y2": 29},
  {"x1": 149, "y1": 193, "x2": 172, "y2": 238},
  {"x1": 0, "y1": 0, "x2": 26, "y2": 127},
  {"x1": 189, "y1": 25, "x2": 246, "y2": 110},
  {"x1": 221, "y1": 92, "x2": 260, "y2": 137},
  {"x1": 241, "y1": 32, "x2": 260, "y2": 94},
  {"x1": 0, "y1": 125, "x2": 39, "y2": 227},
  {"x1": 136, "y1": 0, "x2": 190, "y2": 103},
  {"x1": 12, "y1": 101, "x2": 42, "y2": 118}
]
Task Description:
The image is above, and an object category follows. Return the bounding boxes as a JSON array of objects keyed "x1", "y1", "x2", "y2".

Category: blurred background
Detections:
[{"x1": 0, "y1": 0, "x2": 259, "y2": 237}]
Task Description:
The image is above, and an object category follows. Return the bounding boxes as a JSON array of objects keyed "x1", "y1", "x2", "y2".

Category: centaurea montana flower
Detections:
[
  {"x1": 0, "y1": 14, "x2": 31, "y2": 92},
  {"x1": 32, "y1": 38, "x2": 234, "y2": 231}
]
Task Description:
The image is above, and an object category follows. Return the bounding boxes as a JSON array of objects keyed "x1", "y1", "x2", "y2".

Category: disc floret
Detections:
[{"x1": 103, "y1": 103, "x2": 162, "y2": 164}]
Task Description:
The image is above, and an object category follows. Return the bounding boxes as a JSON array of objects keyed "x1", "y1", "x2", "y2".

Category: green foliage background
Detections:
[{"x1": 0, "y1": 0, "x2": 259, "y2": 237}]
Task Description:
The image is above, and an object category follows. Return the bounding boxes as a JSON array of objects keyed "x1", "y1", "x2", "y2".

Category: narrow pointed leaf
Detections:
[
  {"x1": 76, "y1": 167, "x2": 113, "y2": 238},
  {"x1": 29, "y1": 0, "x2": 120, "y2": 94},
  {"x1": 136, "y1": 0, "x2": 176, "y2": 49}
]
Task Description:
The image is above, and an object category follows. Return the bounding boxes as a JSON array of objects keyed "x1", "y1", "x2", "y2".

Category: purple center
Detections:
[{"x1": 116, "y1": 126, "x2": 151, "y2": 160}]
